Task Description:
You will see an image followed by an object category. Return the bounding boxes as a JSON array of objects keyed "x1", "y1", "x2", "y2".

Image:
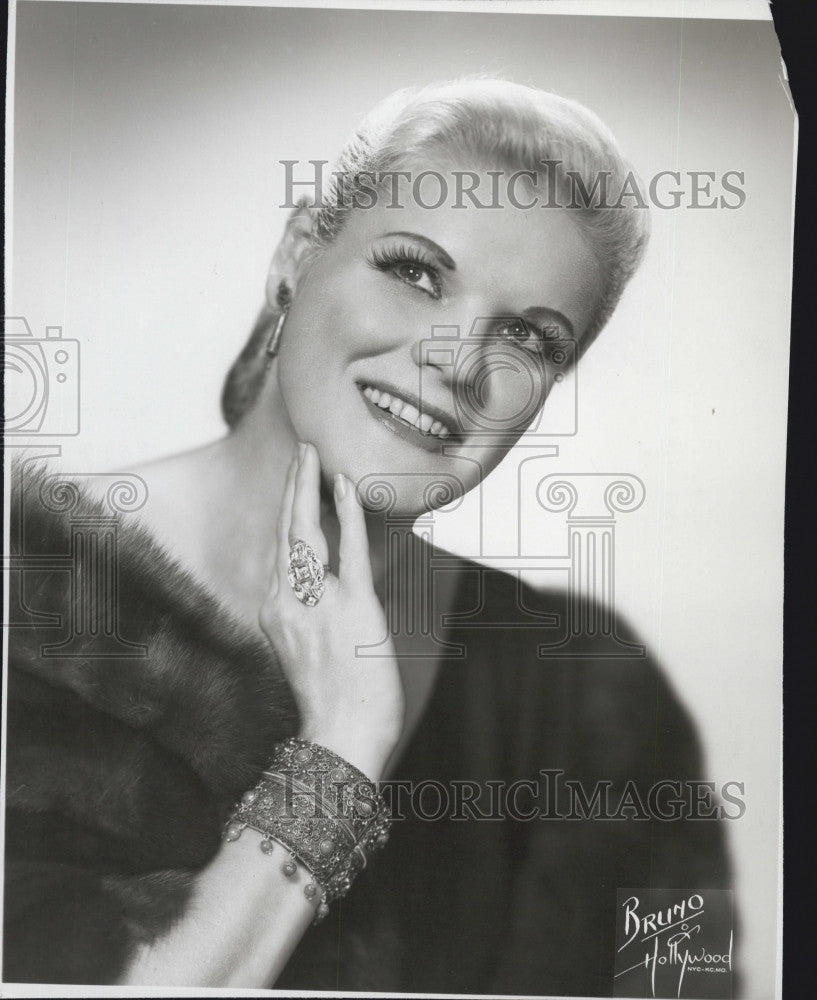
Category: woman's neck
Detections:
[
  {"x1": 123, "y1": 415, "x2": 393, "y2": 629},
  {"x1": 114, "y1": 399, "x2": 452, "y2": 772}
]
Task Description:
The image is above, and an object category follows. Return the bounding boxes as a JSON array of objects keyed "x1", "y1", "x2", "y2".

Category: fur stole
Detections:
[
  {"x1": 3, "y1": 459, "x2": 735, "y2": 992},
  {"x1": 4, "y1": 459, "x2": 299, "y2": 983}
]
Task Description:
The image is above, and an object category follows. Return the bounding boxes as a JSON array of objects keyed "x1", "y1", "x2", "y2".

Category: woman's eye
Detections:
[
  {"x1": 496, "y1": 319, "x2": 540, "y2": 350},
  {"x1": 392, "y1": 261, "x2": 439, "y2": 297}
]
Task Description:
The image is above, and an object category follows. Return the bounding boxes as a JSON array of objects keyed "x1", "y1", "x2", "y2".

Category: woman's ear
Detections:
[{"x1": 265, "y1": 202, "x2": 316, "y2": 308}]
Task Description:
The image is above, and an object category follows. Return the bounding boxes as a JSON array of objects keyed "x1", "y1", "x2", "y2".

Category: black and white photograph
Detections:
[{"x1": 2, "y1": 1, "x2": 791, "y2": 996}]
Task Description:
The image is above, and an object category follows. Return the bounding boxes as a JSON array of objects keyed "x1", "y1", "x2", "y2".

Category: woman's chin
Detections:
[
  {"x1": 343, "y1": 470, "x2": 467, "y2": 519},
  {"x1": 312, "y1": 434, "x2": 479, "y2": 517}
]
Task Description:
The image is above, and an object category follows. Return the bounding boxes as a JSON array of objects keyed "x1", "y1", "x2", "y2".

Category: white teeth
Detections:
[
  {"x1": 400, "y1": 403, "x2": 420, "y2": 426},
  {"x1": 362, "y1": 384, "x2": 453, "y2": 438}
]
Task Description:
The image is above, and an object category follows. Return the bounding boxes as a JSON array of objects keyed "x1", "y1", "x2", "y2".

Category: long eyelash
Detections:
[
  {"x1": 368, "y1": 242, "x2": 426, "y2": 268},
  {"x1": 367, "y1": 243, "x2": 441, "y2": 296}
]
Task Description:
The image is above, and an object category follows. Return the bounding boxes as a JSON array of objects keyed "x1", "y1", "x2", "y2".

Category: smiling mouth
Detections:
[{"x1": 356, "y1": 381, "x2": 461, "y2": 452}]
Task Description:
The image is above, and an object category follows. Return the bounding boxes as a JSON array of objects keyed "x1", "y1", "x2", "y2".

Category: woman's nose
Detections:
[
  {"x1": 409, "y1": 297, "x2": 499, "y2": 386},
  {"x1": 411, "y1": 327, "x2": 487, "y2": 416}
]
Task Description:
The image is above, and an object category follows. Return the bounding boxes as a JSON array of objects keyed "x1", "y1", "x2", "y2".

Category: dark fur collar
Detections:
[{"x1": 9, "y1": 457, "x2": 299, "y2": 800}]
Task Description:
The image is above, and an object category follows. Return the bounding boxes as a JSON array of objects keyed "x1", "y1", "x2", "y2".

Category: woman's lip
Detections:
[
  {"x1": 358, "y1": 388, "x2": 455, "y2": 454},
  {"x1": 355, "y1": 379, "x2": 459, "y2": 435}
]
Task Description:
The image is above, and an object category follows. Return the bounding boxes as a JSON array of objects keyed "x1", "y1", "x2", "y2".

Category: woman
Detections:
[{"x1": 5, "y1": 79, "x2": 733, "y2": 992}]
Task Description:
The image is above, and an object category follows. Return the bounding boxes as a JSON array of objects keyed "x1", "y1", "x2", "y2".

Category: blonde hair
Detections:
[{"x1": 222, "y1": 78, "x2": 649, "y2": 427}]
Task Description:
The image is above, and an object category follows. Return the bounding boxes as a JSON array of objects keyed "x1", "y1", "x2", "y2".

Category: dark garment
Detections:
[{"x1": 4, "y1": 464, "x2": 733, "y2": 993}]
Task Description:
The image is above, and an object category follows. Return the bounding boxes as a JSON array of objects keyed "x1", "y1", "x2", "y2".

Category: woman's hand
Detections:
[{"x1": 259, "y1": 442, "x2": 404, "y2": 780}]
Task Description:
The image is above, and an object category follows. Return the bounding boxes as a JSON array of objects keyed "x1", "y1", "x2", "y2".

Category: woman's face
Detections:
[{"x1": 274, "y1": 164, "x2": 605, "y2": 515}]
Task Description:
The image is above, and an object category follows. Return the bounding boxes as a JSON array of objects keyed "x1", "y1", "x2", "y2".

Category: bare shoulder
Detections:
[{"x1": 78, "y1": 446, "x2": 217, "y2": 581}]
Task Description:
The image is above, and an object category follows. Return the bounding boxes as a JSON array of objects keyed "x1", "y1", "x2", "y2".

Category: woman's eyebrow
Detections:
[{"x1": 378, "y1": 231, "x2": 456, "y2": 271}]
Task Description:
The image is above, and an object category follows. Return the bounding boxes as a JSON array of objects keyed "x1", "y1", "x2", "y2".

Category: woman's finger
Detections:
[
  {"x1": 335, "y1": 473, "x2": 375, "y2": 592},
  {"x1": 288, "y1": 442, "x2": 330, "y2": 565},
  {"x1": 276, "y1": 449, "x2": 299, "y2": 580}
]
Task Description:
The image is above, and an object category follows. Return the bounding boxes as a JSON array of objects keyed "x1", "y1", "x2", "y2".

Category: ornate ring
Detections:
[{"x1": 287, "y1": 539, "x2": 328, "y2": 607}]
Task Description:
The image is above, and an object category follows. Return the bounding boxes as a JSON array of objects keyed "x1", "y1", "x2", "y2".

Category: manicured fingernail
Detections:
[
  {"x1": 298, "y1": 442, "x2": 307, "y2": 466},
  {"x1": 334, "y1": 473, "x2": 347, "y2": 501}
]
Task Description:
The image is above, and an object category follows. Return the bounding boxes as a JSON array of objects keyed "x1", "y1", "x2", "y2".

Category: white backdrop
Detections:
[{"x1": 8, "y1": 4, "x2": 791, "y2": 996}]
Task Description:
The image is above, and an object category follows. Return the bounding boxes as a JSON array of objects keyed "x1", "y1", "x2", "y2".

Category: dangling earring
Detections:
[{"x1": 265, "y1": 280, "x2": 292, "y2": 363}]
